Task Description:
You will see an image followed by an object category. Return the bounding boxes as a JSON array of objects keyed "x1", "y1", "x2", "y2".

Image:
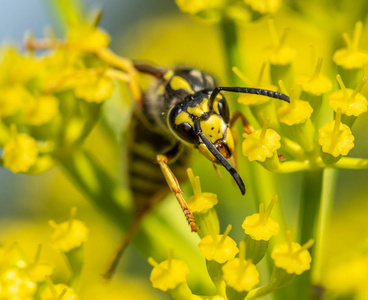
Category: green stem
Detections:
[
  {"x1": 219, "y1": 16, "x2": 244, "y2": 89},
  {"x1": 290, "y1": 169, "x2": 323, "y2": 300},
  {"x1": 56, "y1": 150, "x2": 211, "y2": 290},
  {"x1": 312, "y1": 168, "x2": 338, "y2": 288}
]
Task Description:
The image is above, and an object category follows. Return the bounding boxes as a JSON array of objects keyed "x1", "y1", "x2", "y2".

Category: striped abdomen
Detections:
[{"x1": 127, "y1": 111, "x2": 190, "y2": 214}]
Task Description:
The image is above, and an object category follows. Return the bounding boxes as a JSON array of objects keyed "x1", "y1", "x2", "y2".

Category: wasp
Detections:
[{"x1": 104, "y1": 63, "x2": 289, "y2": 278}]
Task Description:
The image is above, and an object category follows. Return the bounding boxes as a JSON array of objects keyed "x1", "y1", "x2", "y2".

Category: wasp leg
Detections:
[
  {"x1": 157, "y1": 153, "x2": 198, "y2": 232},
  {"x1": 230, "y1": 111, "x2": 254, "y2": 134}
]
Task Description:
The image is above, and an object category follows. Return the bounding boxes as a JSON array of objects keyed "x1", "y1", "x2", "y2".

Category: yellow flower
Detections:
[
  {"x1": 319, "y1": 108, "x2": 355, "y2": 157},
  {"x1": 198, "y1": 225, "x2": 239, "y2": 263},
  {"x1": 0, "y1": 47, "x2": 38, "y2": 85},
  {"x1": 41, "y1": 283, "x2": 79, "y2": 300},
  {"x1": 296, "y1": 58, "x2": 333, "y2": 96},
  {"x1": 3, "y1": 125, "x2": 39, "y2": 173},
  {"x1": 277, "y1": 97, "x2": 313, "y2": 125},
  {"x1": 271, "y1": 232, "x2": 313, "y2": 275},
  {"x1": 186, "y1": 168, "x2": 218, "y2": 213},
  {"x1": 149, "y1": 256, "x2": 190, "y2": 292},
  {"x1": 244, "y1": 0, "x2": 281, "y2": 14},
  {"x1": 242, "y1": 195, "x2": 279, "y2": 241},
  {"x1": 242, "y1": 121, "x2": 281, "y2": 162},
  {"x1": 67, "y1": 25, "x2": 110, "y2": 51},
  {"x1": 234, "y1": 65, "x2": 278, "y2": 105},
  {"x1": 26, "y1": 263, "x2": 54, "y2": 282},
  {"x1": 333, "y1": 22, "x2": 368, "y2": 69},
  {"x1": 328, "y1": 75, "x2": 367, "y2": 117},
  {"x1": 74, "y1": 71, "x2": 115, "y2": 103},
  {"x1": 0, "y1": 268, "x2": 36, "y2": 299},
  {"x1": 24, "y1": 94, "x2": 59, "y2": 126},
  {"x1": 222, "y1": 242, "x2": 260, "y2": 292},
  {"x1": 49, "y1": 208, "x2": 89, "y2": 252},
  {"x1": 0, "y1": 85, "x2": 31, "y2": 117}
]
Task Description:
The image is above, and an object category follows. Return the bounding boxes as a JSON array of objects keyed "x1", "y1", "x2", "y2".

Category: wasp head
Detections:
[{"x1": 168, "y1": 90, "x2": 245, "y2": 194}]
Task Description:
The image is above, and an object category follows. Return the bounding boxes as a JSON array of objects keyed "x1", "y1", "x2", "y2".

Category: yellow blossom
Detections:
[
  {"x1": 242, "y1": 120, "x2": 281, "y2": 162},
  {"x1": 149, "y1": 255, "x2": 189, "y2": 292},
  {"x1": 333, "y1": 22, "x2": 368, "y2": 69},
  {"x1": 67, "y1": 25, "x2": 110, "y2": 51},
  {"x1": 234, "y1": 65, "x2": 278, "y2": 105},
  {"x1": 24, "y1": 94, "x2": 59, "y2": 126},
  {"x1": 49, "y1": 208, "x2": 89, "y2": 252},
  {"x1": 296, "y1": 58, "x2": 333, "y2": 96},
  {"x1": 0, "y1": 47, "x2": 38, "y2": 85},
  {"x1": 41, "y1": 283, "x2": 79, "y2": 300},
  {"x1": 242, "y1": 195, "x2": 279, "y2": 241},
  {"x1": 26, "y1": 263, "x2": 54, "y2": 282},
  {"x1": 271, "y1": 232, "x2": 313, "y2": 275},
  {"x1": 222, "y1": 242, "x2": 259, "y2": 292},
  {"x1": 277, "y1": 93, "x2": 313, "y2": 125},
  {"x1": 319, "y1": 108, "x2": 354, "y2": 157},
  {"x1": 186, "y1": 168, "x2": 218, "y2": 213},
  {"x1": 198, "y1": 225, "x2": 239, "y2": 263},
  {"x1": 3, "y1": 125, "x2": 39, "y2": 173},
  {"x1": 0, "y1": 85, "x2": 31, "y2": 117},
  {"x1": 74, "y1": 72, "x2": 114, "y2": 103},
  {"x1": 328, "y1": 75, "x2": 367, "y2": 116},
  {"x1": 244, "y1": 0, "x2": 281, "y2": 14},
  {"x1": 265, "y1": 20, "x2": 296, "y2": 65},
  {"x1": 0, "y1": 268, "x2": 36, "y2": 299}
]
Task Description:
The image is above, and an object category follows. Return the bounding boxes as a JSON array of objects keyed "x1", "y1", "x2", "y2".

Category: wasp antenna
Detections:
[
  {"x1": 209, "y1": 86, "x2": 290, "y2": 107},
  {"x1": 194, "y1": 121, "x2": 246, "y2": 195}
]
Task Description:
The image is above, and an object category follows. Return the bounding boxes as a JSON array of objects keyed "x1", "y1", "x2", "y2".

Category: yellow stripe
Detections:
[{"x1": 170, "y1": 75, "x2": 194, "y2": 93}]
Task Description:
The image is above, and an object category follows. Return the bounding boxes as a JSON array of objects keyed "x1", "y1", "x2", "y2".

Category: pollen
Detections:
[
  {"x1": 271, "y1": 231, "x2": 314, "y2": 275},
  {"x1": 3, "y1": 124, "x2": 39, "y2": 173},
  {"x1": 242, "y1": 119, "x2": 281, "y2": 162},
  {"x1": 149, "y1": 252, "x2": 190, "y2": 292},
  {"x1": 319, "y1": 108, "x2": 355, "y2": 157},
  {"x1": 328, "y1": 75, "x2": 368, "y2": 116},
  {"x1": 198, "y1": 225, "x2": 239, "y2": 263},
  {"x1": 222, "y1": 242, "x2": 260, "y2": 292},
  {"x1": 242, "y1": 195, "x2": 280, "y2": 241}
]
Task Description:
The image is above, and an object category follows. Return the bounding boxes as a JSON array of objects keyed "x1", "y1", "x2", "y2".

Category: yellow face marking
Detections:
[
  {"x1": 169, "y1": 75, "x2": 194, "y2": 93},
  {"x1": 187, "y1": 98, "x2": 210, "y2": 117},
  {"x1": 200, "y1": 114, "x2": 226, "y2": 143},
  {"x1": 163, "y1": 70, "x2": 174, "y2": 80},
  {"x1": 175, "y1": 111, "x2": 194, "y2": 126}
]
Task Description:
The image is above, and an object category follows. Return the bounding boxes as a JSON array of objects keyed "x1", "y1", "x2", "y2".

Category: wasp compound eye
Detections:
[
  {"x1": 168, "y1": 105, "x2": 198, "y2": 144},
  {"x1": 216, "y1": 98, "x2": 230, "y2": 123}
]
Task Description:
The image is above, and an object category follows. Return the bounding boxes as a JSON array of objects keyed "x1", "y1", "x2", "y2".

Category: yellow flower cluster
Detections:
[
  {"x1": 150, "y1": 171, "x2": 313, "y2": 299},
  {"x1": 0, "y1": 209, "x2": 86, "y2": 299},
  {"x1": 0, "y1": 19, "x2": 139, "y2": 175}
]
